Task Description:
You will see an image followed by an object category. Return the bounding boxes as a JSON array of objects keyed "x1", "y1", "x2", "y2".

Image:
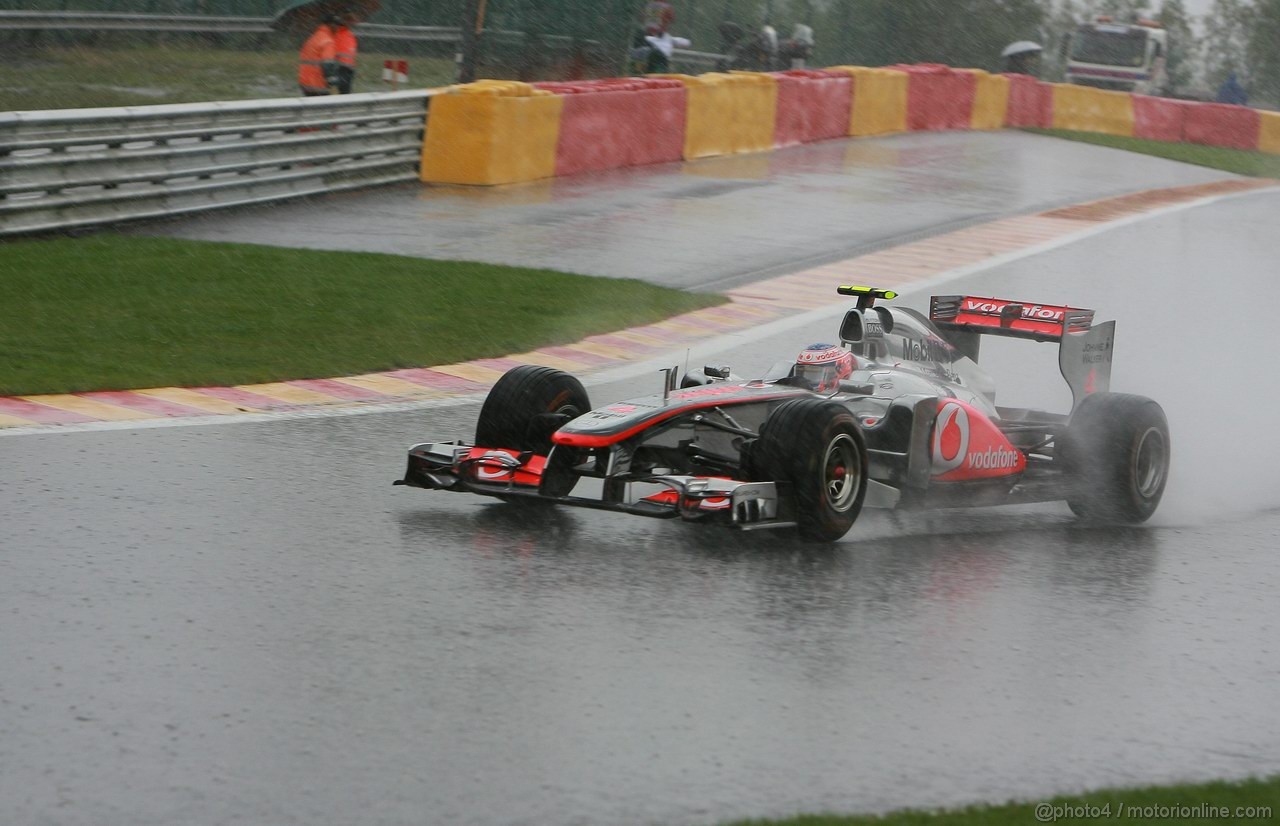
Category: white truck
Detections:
[{"x1": 1066, "y1": 16, "x2": 1168, "y2": 95}]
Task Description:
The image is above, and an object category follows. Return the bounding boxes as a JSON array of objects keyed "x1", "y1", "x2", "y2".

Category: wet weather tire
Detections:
[
  {"x1": 1059, "y1": 392, "x2": 1170, "y2": 523},
  {"x1": 751, "y1": 398, "x2": 868, "y2": 542},
  {"x1": 475, "y1": 366, "x2": 589, "y2": 505},
  {"x1": 475, "y1": 366, "x2": 590, "y2": 455}
]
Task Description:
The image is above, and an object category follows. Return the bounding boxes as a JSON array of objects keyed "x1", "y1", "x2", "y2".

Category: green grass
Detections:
[
  {"x1": 1025, "y1": 128, "x2": 1280, "y2": 178},
  {"x1": 3, "y1": 42, "x2": 455, "y2": 111},
  {"x1": 725, "y1": 775, "x2": 1279, "y2": 825},
  {"x1": 0, "y1": 235, "x2": 724, "y2": 395}
]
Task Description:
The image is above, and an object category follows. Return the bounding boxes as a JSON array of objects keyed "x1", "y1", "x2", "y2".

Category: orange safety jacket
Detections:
[
  {"x1": 334, "y1": 25, "x2": 357, "y2": 68},
  {"x1": 298, "y1": 25, "x2": 338, "y2": 93}
]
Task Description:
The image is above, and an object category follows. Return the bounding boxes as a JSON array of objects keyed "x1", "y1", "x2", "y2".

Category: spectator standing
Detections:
[
  {"x1": 780, "y1": 23, "x2": 814, "y2": 69},
  {"x1": 333, "y1": 12, "x2": 358, "y2": 94},
  {"x1": 1000, "y1": 41, "x2": 1043, "y2": 77},
  {"x1": 1216, "y1": 72, "x2": 1248, "y2": 106},
  {"x1": 716, "y1": 21, "x2": 746, "y2": 70},
  {"x1": 759, "y1": 24, "x2": 779, "y2": 70},
  {"x1": 632, "y1": 1, "x2": 688, "y2": 74},
  {"x1": 644, "y1": 1, "x2": 675, "y2": 36},
  {"x1": 638, "y1": 30, "x2": 691, "y2": 73},
  {"x1": 715, "y1": 22, "x2": 775, "y2": 72},
  {"x1": 298, "y1": 15, "x2": 341, "y2": 96}
]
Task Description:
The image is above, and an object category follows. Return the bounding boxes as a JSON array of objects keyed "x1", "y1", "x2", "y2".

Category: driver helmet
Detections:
[{"x1": 794, "y1": 343, "x2": 854, "y2": 392}]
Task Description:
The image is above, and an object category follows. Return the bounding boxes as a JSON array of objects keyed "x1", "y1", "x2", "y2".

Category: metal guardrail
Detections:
[
  {"x1": 672, "y1": 48, "x2": 723, "y2": 69},
  {"x1": 0, "y1": 11, "x2": 724, "y2": 65},
  {"x1": 0, "y1": 90, "x2": 435, "y2": 236},
  {"x1": 0, "y1": 12, "x2": 723, "y2": 235}
]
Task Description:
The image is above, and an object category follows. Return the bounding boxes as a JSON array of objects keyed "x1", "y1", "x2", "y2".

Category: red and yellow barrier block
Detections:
[
  {"x1": 534, "y1": 77, "x2": 687, "y2": 177},
  {"x1": 1132, "y1": 94, "x2": 1188, "y2": 142},
  {"x1": 1004, "y1": 74, "x2": 1053, "y2": 128},
  {"x1": 893, "y1": 64, "x2": 977, "y2": 131},
  {"x1": 657, "y1": 72, "x2": 778, "y2": 159},
  {"x1": 827, "y1": 66, "x2": 909, "y2": 137},
  {"x1": 1261, "y1": 111, "x2": 1280, "y2": 155},
  {"x1": 1184, "y1": 102, "x2": 1261, "y2": 151},
  {"x1": 421, "y1": 61, "x2": 1274, "y2": 189},
  {"x1": 964, "y1": 70, "x2": 1010, "y2": 130},
  {"x1": 421, "y1": 80, "x2": 563, "y2": 186},
  {"x1": 771, "y1": 69, "x2": 853, "y2": 148},
  {"x1": 1052, "y1": 83, "x2": 1134, "y2": 137}
]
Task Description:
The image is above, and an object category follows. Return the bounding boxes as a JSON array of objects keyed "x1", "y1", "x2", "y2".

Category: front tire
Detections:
[
  {"x1": 475, "y1": 366, "x2": 589, "y2": 455},
  {"x1": 475, "y1": 366, "x2": 589, "y2": 504},
  {"x1": 751, "y1": 398, "x2": 868, "y2": 542},
  {"x1": 1059, "y1": 392, "x2": 1170, "y2": 523}
]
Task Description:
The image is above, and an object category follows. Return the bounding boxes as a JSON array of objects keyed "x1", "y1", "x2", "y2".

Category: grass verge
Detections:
[
  {"x1": 0, "y1": 235, "x2": 724, "y2": 396},
  {"x1": 4, "y1": 42, "x2": 455, "y2": 110},
  {"x1": 725, "y1": 775, "x2": 1279, "y2": 825},
  {"x1": 1024, "y1": 128, "x2": 1280, "y2": 178}
]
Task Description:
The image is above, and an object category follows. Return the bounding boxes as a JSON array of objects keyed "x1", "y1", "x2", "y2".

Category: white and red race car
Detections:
[{"x1": 396, "y1": 287, "x2": 1170, "y2": 542}]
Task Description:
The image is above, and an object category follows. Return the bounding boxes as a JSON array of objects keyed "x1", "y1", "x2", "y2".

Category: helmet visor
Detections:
[{"x1": 795, "y1": 363, "x2": 837, "y2": 389}]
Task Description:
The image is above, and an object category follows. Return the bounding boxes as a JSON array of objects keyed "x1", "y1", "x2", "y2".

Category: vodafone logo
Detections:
[
  {"x1": 796, "y1": 347, "x2": 841, "y2": 364},
  {"x1": 963, "y1": 299, "x2": 1066, "y2": 322},
  {"x1": 931, "y1": 400, "x2": 1025, "y2": 476},
  {"x1": 968, "y1": 445, "x2": 1021, "y2": 470},
  {"x1": 932, "y1": 402, "x2": 969, "y2": 474}
]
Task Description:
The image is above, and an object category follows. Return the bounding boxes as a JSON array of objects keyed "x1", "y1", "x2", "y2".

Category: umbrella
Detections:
[
  {"x1": 271, "y1": 0, "x2": 382, "y2": 33},
  {"x1": 1001, "y1": 40, "x2": 1043, "y2": 58}
]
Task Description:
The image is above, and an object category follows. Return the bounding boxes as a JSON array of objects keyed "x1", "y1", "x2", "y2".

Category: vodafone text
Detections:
[{"x1": 964, "y1": 299, "x2": 1068, "y2": 321}]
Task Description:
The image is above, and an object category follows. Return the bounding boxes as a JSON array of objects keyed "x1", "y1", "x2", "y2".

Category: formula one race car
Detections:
[{"x1": 396, "y1": 286, "x2": 1170, "y2": 542}]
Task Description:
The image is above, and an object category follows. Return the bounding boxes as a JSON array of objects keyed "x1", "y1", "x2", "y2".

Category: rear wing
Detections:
[
  {"x1": 929, "y1": 295, "x2": 1114, "y2": 411},
  {"x1": 929, "y1": 295, "x2": 1094, "y2": 340}
]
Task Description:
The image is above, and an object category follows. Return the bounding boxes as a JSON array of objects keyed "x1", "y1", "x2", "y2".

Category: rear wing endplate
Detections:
[
  {"x1": 930, "y1": 295, "x2": 1113, "y2": 411},
  {"x1": 1058, "y1": 320, "x2": 1114, "y2": 411}
]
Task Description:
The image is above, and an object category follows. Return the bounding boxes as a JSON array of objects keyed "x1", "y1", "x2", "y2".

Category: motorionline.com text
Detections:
[{"x1": 1034, "y1": 802, "x2": 1272, "y2": 822}]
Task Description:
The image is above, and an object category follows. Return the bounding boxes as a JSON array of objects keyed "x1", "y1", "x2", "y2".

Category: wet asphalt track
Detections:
[
  {"x1": 132, "y1": 130, "x2": 1234, "y2": 291},
  {"x1": 5, "y1": 146, "x2": 1280, "y2": 825}
]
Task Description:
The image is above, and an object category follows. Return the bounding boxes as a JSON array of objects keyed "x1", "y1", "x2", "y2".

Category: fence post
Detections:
[{"x1": 458, "y1": 0, "x2": 480, "y2": 83}]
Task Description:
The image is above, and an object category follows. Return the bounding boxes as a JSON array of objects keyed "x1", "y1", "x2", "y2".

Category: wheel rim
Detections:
[
  {"x1": 1133, "y1": 427, "x2": 1167, "y2": 499},
  {"x1": 554, "y1": 403, "x2": 581, "y2": 419},
  {"x1": 822, "y1": 433, "x2": 861, "y2": 511},
  {"x1": 546, "y1": 386, "x2": 585, "y2": 421}
]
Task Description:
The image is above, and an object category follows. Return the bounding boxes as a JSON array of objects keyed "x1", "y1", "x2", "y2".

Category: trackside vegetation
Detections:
[
  {"x1": 3, "y1": 43, "x2": 456, "y2": 111},
  {"x1": 722, "y1": 775, "x2": 1279, "y2": 826},
  {"x1": 1025, "y1": 128, "x2": 1280, "y2": 179},
  {"x1": 0, "y1": 235, "x2": 724, "y2": 396}
]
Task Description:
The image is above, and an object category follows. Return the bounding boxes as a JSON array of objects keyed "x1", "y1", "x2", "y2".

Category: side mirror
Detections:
[
  {"x1": 839, "y1": 309, "x2": 864, "y2": 344},
  {"x1": 682, "y1": 365, "x2": 734, "y2": 388}
]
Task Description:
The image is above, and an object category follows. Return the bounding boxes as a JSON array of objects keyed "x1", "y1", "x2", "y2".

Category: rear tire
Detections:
[
  {"x1": 751, "y1": 398, "x2": 868, "y2": 542},
  {"x1": 475, "y1": 366, "x2": 589, "y2": 455},
  {"x1": 1059, "y1": 392, "x2": 1170, "y2": 523}
]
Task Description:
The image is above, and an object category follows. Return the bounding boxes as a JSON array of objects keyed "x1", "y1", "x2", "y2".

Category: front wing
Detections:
[{"x1": 394, "y1": 442, "x2": 795, "y2": 530}]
